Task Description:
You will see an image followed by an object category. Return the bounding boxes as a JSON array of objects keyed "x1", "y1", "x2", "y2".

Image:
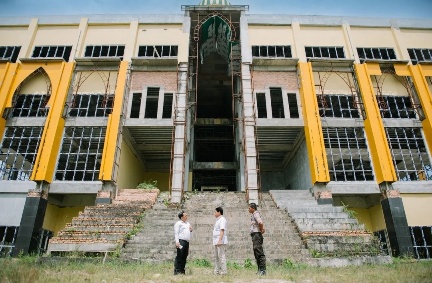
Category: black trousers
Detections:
[
  {"x1": 251, "y1": 232, "x2": 266, "y2": 271},
  {"x1": 174, "y1": 239, "x2": 189, "y2": 274}
]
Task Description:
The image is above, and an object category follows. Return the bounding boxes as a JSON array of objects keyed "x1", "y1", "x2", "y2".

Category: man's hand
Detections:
[
  {"x1": 175, "y1": 242, "x2": 180, "y2": 248},
  {"x1": 261, "y1": 228, "x2": 265, "y2": 234}
]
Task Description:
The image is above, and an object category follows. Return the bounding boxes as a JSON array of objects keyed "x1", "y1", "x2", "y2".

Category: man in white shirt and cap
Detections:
[
  {"x1": 174, "y1": 211, "x2": 192, "y2": 275},
  {"x1": 213, "y1": 206, "x2": 228, "y2": 275}
]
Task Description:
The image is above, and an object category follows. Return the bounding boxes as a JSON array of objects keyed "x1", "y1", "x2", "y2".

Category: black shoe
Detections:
[{"x1": 259, "y1": 270, "x2": 266, "y2": 276}]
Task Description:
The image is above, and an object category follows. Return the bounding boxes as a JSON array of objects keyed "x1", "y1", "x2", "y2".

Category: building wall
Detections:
[
  {"x1": 284, "y1": 140, "x2": 313, "y2": 191},
  {"x1": 300, "y1": 26, "x2": 348, "y2": 53},
  {"x1": 32, "y1": 25, "x2": 80, "y2": 46},
  {"x1": 142, "y1": 172, "x2": 170, "y2": 191},
  {"x1": 116, "y1": 139, "x2": 145, "y2": 189},
  {"x1": 0, "y1": 26, "x2": 30, "y2": 46},
  {"x1": 248, "y1": 25, "x2": 294, "y2": 45},
  {"x1": 130, "y1": 72, "x2": 177, "y2": 92},
  {"x1": 352, "y1": 204, "x2": 386, "y2": 232},
  {"x1": 252, "y1": 71, "x2": 298, "y2": 92},
  {"x1": 84, "y1": 24, "x2": 131, "y2": 47},
  {"x1": 402, "y1": 194, "x2": 432, "y2": 226},
  {"x1": 0, "y1": 193, "x2": 26, "y2": 226},
  {"x1": 399, "y1": 29, "x2": 432, "y2": 49},
  {"x1": 43, "y1": 204, "x2": 84, "y2": 236},
  {"x1": 350, "y1": 27, "x2": 397, "y2": 49}
]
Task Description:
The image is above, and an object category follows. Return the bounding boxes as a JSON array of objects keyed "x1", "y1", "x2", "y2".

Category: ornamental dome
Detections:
[{"x1": 199, "y1": 0, "x2": 231, "y2": 5}]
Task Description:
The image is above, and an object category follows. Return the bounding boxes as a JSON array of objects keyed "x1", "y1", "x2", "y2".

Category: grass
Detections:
[{"x1": 0, "y1": 257, "x2": 431, "y2": 283}]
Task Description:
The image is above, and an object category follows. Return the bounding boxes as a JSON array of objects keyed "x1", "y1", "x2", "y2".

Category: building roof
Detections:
[{"x1": 199, "y1": 0, "x2": 231, "y2": 5}]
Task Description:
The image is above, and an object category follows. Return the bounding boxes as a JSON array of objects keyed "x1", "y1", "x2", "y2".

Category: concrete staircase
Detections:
[
  {"x1": 47, "y1": 189, "x2": 159, "y2": 254},
  {"x1": 121, "y1": 191, "x2": 310, "y2": 264},
  {"x1": 270, "y1": 190, "x2": 392, "y2": 266}
]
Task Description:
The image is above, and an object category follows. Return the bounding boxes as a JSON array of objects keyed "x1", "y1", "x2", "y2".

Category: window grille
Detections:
[
  {"x1": 10, "y1": 94, "x2": 49, "y2": 117},
  {"x1": 318, "y1": 95, "x2": 360, "y2": 118},
  {"x1": 357, "y1": 47, "x2": 397, "y2": 61},
  {"x1": 144, "y1": 87, "x2": 159, "y2": 119},
  {"x1": 270, "y1": 87, "x2": 285, "y2": 118},
  {"x1": 0, "y1": 127, "x2": 43, "y2": 181},
  {"x1": 323, "y1": 127, "x2": 374, "y2": 181},
  {"x1": 84, "y1": 45, "x2": 125, "y2": 59},
  {"x1": 377, "y1": 95, "x2": 416, "y2": 119},
  {"x1": 374, "y1": 230, "x2": 390, "y2": 256},
  {"x1": 251, "y1": 46, "x2": 292, "y2": 58},
  {"x1": 138, "y1": 45, "x2": 178, "y2": 57},
  {"x1": 410, "y1": 226, "x2": 432, "y2": 259},
  {"x1": 0, "y1": 226, "x2": 19, "y2": 258},
  {"x1": 68, "y1": 94, "x2": 114, "y2": 117},
  {"x1": 305, "y1": 46, "x2": 345, "y2": 59},
  {"x1": 0, "y1": 46, "x2": 21, "y2": 63},
  {"x1": 408, "y1": 48, "x2": 432, "y2": 64},
  {"x1": 386, "y1": 127, "x2": 432, "y2": 181},
  {"x1": 256, "y1": 93, "x2": 267, "y2": 118},
  {"x1": 31, "y1": 46, "x2": 72, "y2": 62},
  {"x1": 55, "y1": 127, "x2": 105, "y2": 181}
]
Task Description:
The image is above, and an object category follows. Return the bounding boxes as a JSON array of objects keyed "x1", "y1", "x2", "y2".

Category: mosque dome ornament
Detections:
[{"x1": 199, "y1": 0, "x2": 231, "y2": 5}]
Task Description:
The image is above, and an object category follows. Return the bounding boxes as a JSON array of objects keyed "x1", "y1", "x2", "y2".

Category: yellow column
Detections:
[
  {"x1": 409, "y1": 64, "x2": 432, "y2": 155},
  {"x1": 0, "y1": 63, "x2": 19, "y2": 139},
  {"x1": 354, "y1": 63, "x2": 397, "y2": 183},
  {"x1": 31, "y1": 62, "x2": 75, "y2": 182},
  {"x1": 298, "y1": 62, "x2": 330, "y2": 183},
  {"x1": 99, "y1": 61, "x2": 128, "y2": 181}
]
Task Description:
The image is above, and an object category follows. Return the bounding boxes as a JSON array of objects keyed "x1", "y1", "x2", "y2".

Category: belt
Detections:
[
  {"x1": 179, "y1": 239, "x2": 189, "y2": 242},
  {"x1": 250, "y1": 232, "x2": 261, "y2": 236}
]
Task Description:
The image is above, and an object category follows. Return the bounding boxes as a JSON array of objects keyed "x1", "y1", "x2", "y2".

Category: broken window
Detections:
[
  {"x1": 357, "y1": 47, "x2": 397, "y2": 61},
  {"x1": 374, "y1": 230, "x2": 390, "y2": 256},
  {"x1": 138, "y1": 45, "x2": 178, "y2": 57},
  {"x1": 68, "y1": 94, "x2": 114, "y2": 117},
  {"x1": 0, "y1": 46, "x2": 21, "y2": 63},
  {"x1": 10, "y1": 94, "x2": 49, "y2": 117},
  {"x1": 410, "y1": 226, "x2": 432, "y2": 259},
  {"x1": 31, "y1": 46, "x2": 72, "y2": 62},
  {"x1": 386, "y1": 127, "x2": 432, "y2": 181},
  {"x1": 377, "y1": 95, "x2": 416, "y2": 119},
  {"x1": 0, "y1": 127, "x2": 43, "y2": 181},
  {"x1": 84, "y1": 45, "x2": 125, "y2": 60},
  {"x1": 130, "y1": 93, "x2": 142, "y2": 118},
  {"x1": 408, "y1": 48, "x2": 432, "y2": 64},
  {"x1": 162, "y1": 93, "x2": 173, "y2": 119},
  {"x1": 270, "y1": 88, "x2": 285, "y2": 118},
  {"x1": 323, "y1": 127, "x2": 374, "y2": 181},
  {"x1": 318, "y1": 95, "x2": 360, "y2": 118},
  {"x1": 287, "y1": 93, "x2": 299, "y2": 119},
  {"x1": 305, "y1": 46, "x2": 345, "y2": 59},
  {"x1": 251, "y1": 46, "x2": 292, "y2": 58},
  {"x1": 55, "y1": 127, "x2": 105, "y2": 181},
  {"x1": 0, "y1": 226, "x2": 19, "y2": 257},
  {"x1": 256, "y1": 92, "x2": 267, "y2": 118},
  {"x1": 144, "y1": 87, "x2": 159, "y2": 119}
]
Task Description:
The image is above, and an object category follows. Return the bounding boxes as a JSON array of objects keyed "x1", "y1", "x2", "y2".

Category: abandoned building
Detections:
[{"x1": 0, "y1": 0, "x2": 431, "y2": 261}]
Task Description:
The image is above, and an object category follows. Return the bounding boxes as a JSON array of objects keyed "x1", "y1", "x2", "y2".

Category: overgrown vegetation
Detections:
[
  {"x1": 136, "y1": 179, "x2": 158, "y2": 190},
  {"x1": 0, "y1": 257, "x2": 431, "y2": 283}
]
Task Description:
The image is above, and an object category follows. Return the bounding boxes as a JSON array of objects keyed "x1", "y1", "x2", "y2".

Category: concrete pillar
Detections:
[
  {"x1": 380, "y1": 185, "x2": 413, "y2": 257},
  {"x1": 312, "y1": 182, "x2": 332, "y2": 205},
  {"x1": 96, "y1": 189, "x2": 112, "y2": 205},
  {"x1": 13, "y1": 190, "x2": 48, "y2": 256}
]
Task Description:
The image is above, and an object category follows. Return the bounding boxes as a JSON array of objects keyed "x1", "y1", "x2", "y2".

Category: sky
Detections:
[{"x1": 1, "y1": 0, "x2": 431, "y2": 19}]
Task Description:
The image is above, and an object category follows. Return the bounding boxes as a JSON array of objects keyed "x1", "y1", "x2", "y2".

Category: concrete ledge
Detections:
[
  {"x1": 0, "y1": 181, "x2": 36, "y2": 193},
  {"x1": 48, "y1": 243, "x2": 118, "y2": 253},
  {"x1": 393, "y1": 181, "x2": 432, "y2": 193},
  {"x1": 309, "y1": 255, "x2": 392, "y2": 267},
  {"x1": 49, "y1": 181, "x2": 103, "y2": 194},
  {"x1": 327, "y1": 181, "x2": 380, "y2": 195}
]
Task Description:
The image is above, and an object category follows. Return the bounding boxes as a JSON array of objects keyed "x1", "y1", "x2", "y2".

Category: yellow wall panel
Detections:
[
  {"x1": 248, "y1": 25, "x2": 294, "y2": 45},
  {"x1": 33, "y1": 26, "x2": 79, "y2": 45},
  {"x1": 117, "y1": 139, "x2": 145, "y2": 189},
  {"x1": 143, "y1": 172, "x2": 170, "y2": 192},
  {"x1": 370, "y1": 204, "x2": 386, "y2": 231},
  {"x1": 43, "y1": 204, "x2": 84, "y2": 236},
  {"x1": 350, "y1": 27, "x2": 396, "y2": 48},
  {"x1": 402, "y1": 194, "x2": 432, "y2": 226},
  {"x1": 300, "y1": 26, "x2": 346, "y2": 47},
  {"x1": 298, "y1": 62, "x2": 329, "y2": 183}
]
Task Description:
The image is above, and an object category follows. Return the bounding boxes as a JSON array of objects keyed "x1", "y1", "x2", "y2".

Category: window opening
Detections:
[
  {"x1": 10, "y1": 94, "x2": 49, "y2": 117},
  {"x1": 357, "y1": 47, "x2": 397, "y2": 61},
  {"x1": 55, "y1": 127, "x2": 105, "y2": 181},
  {"x1": 251, "y1": 45, "x2": 292, "y2": 58},
  {"x1": 385, "y1": 127, "x2": 432, "y2": 181},
  {"x1": 0, "y1": 127, "x2": 43, "y2": 180},
  {"x1": 0, "y1": 226, "x2": 19, "y2": 257},
  {"x1": 323, "y1": 127, "x2": 374, "y2": 181},
  {"x1": 318, "y1": 95, "x2": 360, "y2": 118},
  {"x1": 0, "y1": 46, "x2": 21, "y2": 63},
  {"x1": 31, "y1": 46, "x2": 72, "y2": 62},
  {"x1": 377, "y1": 96, "x2": 415, "y2": 119},
  {"x1": 256, "y1": 92, "x2": 267, "y2": 118},
  {"x1": 138, "y1": 45, "x2": 178, "y2": 57},
  {"x1": 408, "y1": 48, "x2": 432, "y2": 64},
  {"x1": 287, "y1": 93, "x2": 299, "y2": 118},
  {"x1": 84, "y1": 45, "x2": 125, "y2": 59},
  {"x1": 374, "y1": 230, "x2": 390, "y2": 255},
  {"x1": 305, "y1": 46, "x2": 345, "y2": 59},
  {"x1": 68, "y1": 94, "x2": 114, "y2": 117},
  {"x1": 269, "y1": 88, "x2": 284, "y2": 118},
  {"x1": 130, "y1": 93, "x2": 142, "y2": 118},
  {"x1": 144, "y1": 87, "x2": 159, "y2": 119},
  {"x1": 162, "y1": 93, "x2": 173, "y2": 119},
  {"x1": 410, "y1": 226, "x2": 432, "y2": 259}
]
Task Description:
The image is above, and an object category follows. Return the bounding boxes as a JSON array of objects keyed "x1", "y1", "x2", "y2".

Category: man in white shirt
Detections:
[
  {"x1": 213, "y1": 206, "x2": 228, "y2": 275},
  {"x1": 174, "y1": 211, "x2": 192, "y2": 275}
]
